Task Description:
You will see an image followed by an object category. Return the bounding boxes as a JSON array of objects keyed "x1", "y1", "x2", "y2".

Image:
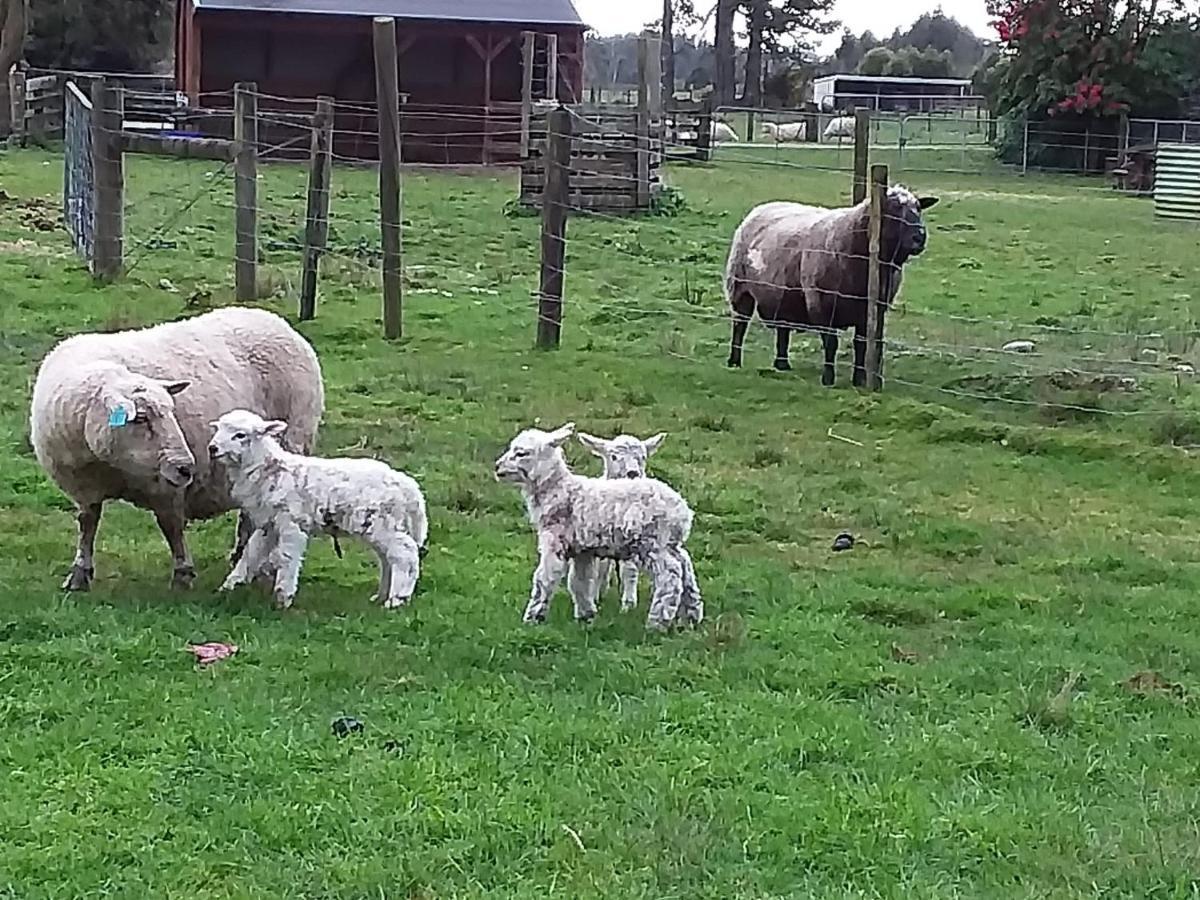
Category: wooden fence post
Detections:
[
  {"x1": 697, "y1": 96, "x2": 713, "y2": 162},
  {"x1": 299, "y1": 95, "x2": 334, "y2": 321},
  {"x1": 852, "y1": 108, "x2": 870, "y2": 204},
  {"x1": 537, "y1": 106, "x2": 572, "y2": 349},
  {"x1": 233, "y1": 81, "x2": 258, "y2": 302},
  {"x1": 864, "y1": 163, "x2": 887, "y2": 391},
  {"x1": 9, "y1": 67, "x2": 26, "y2": 146},
  {"x1": 520, "y1": 31, "x2": 535, "y2": 158},
  {"x1": 91, "y1": 78, "x2": 124, "y2": 281},
  {"x1": 374, "y1": 16, "x2": 404, "y2": 340}
]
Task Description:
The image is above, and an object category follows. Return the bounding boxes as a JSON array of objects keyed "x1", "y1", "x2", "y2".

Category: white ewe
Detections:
[
  {"x1": 762, "y1": 121, "x2": 808, "y2": 142},
  {"x1": 823, "y1": 115, "x2": 856, "y2": 141},
  {"x1": 573, "y1": 430, "x2": 667, "y2": 611},
  {"x1": 30, "y1": 307, "x2": 323, "y2": 592},
  {"x1": 712, "y1": 121, "x2": 739, "y2": 143},
  {"x1": 494, "y1": 423, "x2": 701, "y2": 630},
  {"x1": 209, "y1": 410, "x2": 428, "y2": 610}
]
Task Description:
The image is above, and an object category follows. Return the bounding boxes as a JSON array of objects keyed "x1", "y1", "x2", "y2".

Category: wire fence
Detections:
[{"x1": 35, "y1": 87, "x2": 1200, "y2": 438}]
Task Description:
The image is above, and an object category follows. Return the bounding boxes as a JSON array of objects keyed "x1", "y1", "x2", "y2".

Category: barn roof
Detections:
[{"x1": 192, "y1": 0, "x2": 586, "y2": 26}]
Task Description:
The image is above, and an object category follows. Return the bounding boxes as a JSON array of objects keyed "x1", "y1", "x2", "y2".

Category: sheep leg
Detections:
[
  {"x1": 153, "y1": 507, "x2": 195, "y2": 590},
  {"x1": 645, "y1": 551, "x2": 684, "y2": 631},
  {"x1": 524, "y1": 550, "x2": 567, "y2": 624},
  {"x1": 727, "y1": 293, "x2": 755, "y2": 367},
  {"x1": 567, "y1": 553, "x2": 599, "y2": 623},
  {"x1": 821, "y1": 332, "x2": 839, "y2": 386},
  {"x1": 852, "y1": 325, "x2": 868, "y2": 388},
  {"x1": 590, "y1": 558, "x2": 614, "y2": 605},
  {"x1": 618, "y1": 560, "x2": 639, "y2": 611},
  {"x1": 373, "y1": 554, "x2": 391, "y2": 604},
  {"x1": 271, "y1": 520, "x2": 309, "y2": 610},
  {"x1": 677, "y1": 548, "x2": 704, "y2": 625},
  {"x1": 229, "y1": 511, "x2": 254, "y2": 566},
  {"x1": 63, "y1": 501, "x2": 103, "y2": 592},
  {"x1": 382, "y1": 534, "x2": 421, "y2": 609},
  {"x1": 773, "y1": 327, "x2": 793, "y2": 371},
  {"x1": 220, "y1": 526, "x2": 274, "y2": 592}
]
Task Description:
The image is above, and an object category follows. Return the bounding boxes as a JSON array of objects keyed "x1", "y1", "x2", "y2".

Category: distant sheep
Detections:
[
  {"x1": 29, "y1": 308, "x2": 323, "y2": 592},
  {"x1": 494, "y1": 423, "x2": 701, "y2": 630},
  {"x1": 712, "y1": 121, "x2": 739, "y2": 143},
  {"x1": 823, "y1": 115, "x2": 856, "y2": 141},
  {"x1": 725, "y1": 185, "x2": 939, "y2": 385},
  {"x1": 762, "y1": 121, "x2": 808, "y2": 142},
  {"x1": 210, "y1": 410, "x2": 428, "y2": 610},
  {"x1": 572, "y1": 430, "x2": 667, "y2": 611}
]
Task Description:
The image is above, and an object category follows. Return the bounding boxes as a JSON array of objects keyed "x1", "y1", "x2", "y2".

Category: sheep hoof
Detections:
[
  {"x1": 62, "y1": 565, "x2": 93, "y2": 592},
  {"x1": 523, "y1": 612, "x2": 546, "y2": 625},
  {"x1": 382, "y1": 595, "x2": 410, "y2": 609},
  {"x1": 576, "y1": 612, "x2": 595, "y2": 625},
  {"x1": 821, "y1": 371, "x2": 836, "y2": 387},
  {"x1": 726, "y1": 356, "x2": 743, "y2": 368},
  {"x1": 171, "y1": 566, "x2": 196, "y2": 590},
  {"x1": 773, "y1": 358, "x2": 792, "y2": 372},
  {"x1": 273, "y1": 591, "x2": 295, "y2": 610},
  {"x1": 852, "y1": 371, "x2": 867, "y2": 388}
]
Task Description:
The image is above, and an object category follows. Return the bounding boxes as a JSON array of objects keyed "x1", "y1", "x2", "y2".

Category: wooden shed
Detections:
[{"x1": 174, "y1": 0, "x2": 586, "y2": 163}]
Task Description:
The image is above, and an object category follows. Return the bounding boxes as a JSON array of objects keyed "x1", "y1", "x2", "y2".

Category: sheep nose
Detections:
[
  {"x1": 626, "y1": 471, "x2": 640, "y2": 479},
  {"x1": 208, "y1": 444, "x2": 219, "y2": 458},
  {"x1": 176, "y1": 464, "x2": 193, "y2": 481}
]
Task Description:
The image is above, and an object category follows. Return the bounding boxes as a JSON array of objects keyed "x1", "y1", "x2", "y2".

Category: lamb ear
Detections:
[
  {"x1": 918, "y1": 196, "x2": 939, "y2": 210},
  {"x1": 577, "y1": 432, "x2": 609, "y2": 457},
  {"x1": 263, "y1": 420, "x2": 288, "y2": 438},
  {"x1": 161, "y1": 380, "x2": 190, "y2": 396},
  {"x1": 643, "y1": 432, "x2": 668, "y2": 455},
  {"x1": 547, "y1": 422, "x2": 575, "y2": 447}
]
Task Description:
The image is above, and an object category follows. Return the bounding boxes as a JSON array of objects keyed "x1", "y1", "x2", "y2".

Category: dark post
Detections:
[
  {"x1": 91, "y1": 78, "x2": 124, "y2": 281},
  {"x1": 10, "y1": 67, "x2": 26, "y2": 147},
  {"x1": 234, "y1": 81, "x2": 259, "y2": 302},
  {"x1": 520, "y1": 31, "x2": 535, "y2": 158},
  {"x1": 299, "y1": 96, "x2": 334, "y2": 321},
  {"x1": 537, "y1": 106, "x2": 572, "y2": 349},
  {"x1": 852, "y1": 108, "x2": 870, "y2": 204},
  {"x1": 374, "y1": 16, "x2": 404, "y2": 340},
  {"x1": 864, "y1": 163, "x2": 887, "y2": 391},
  {"x1": 697, "y1": 96, "x2": 713, "y2": 162}
]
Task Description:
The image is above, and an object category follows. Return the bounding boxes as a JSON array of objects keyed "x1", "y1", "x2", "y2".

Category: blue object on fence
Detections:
[{"x1": 161, "y1": 131, "x2": 205, "y2": 140}]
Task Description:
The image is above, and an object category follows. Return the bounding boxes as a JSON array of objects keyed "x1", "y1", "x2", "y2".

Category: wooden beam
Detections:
[
  {"x1": 120, "y1": 132, "x2": 235, "y2": 160},
  {"x1": 545, "y1": 33, "x2": 558, "y2": 102},
  {"x1": 482, "y1": 32, "x2": 493, "y2": 165},
  {"x1": 234, "y1": 82, "x2": 259, "y2": 303},
  {"x1": 91, "y1": 79, "x2": 125, "y2": 281},
  {"x1": 864, "y1": 163, "x2": 888, "y2": 391},
  {"x1": 520, "y1": 31, "x2": 534, "y2": 158}
]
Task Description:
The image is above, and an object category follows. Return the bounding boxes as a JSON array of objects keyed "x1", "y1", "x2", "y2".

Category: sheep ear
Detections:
[
  {"x1": 161, "y1": 380, "x2": 190, "y2": 396},
  {"x1": 263, "y1": 420, "x2": 288, "y2": 438},
  {"x1": 547, "y1": 422, "x2": 575, "y2": 447},
  {"x1": 918, "y1": 196, "x2": 939, "y2": 210},
  {"x1": 643, "y1": 432, "x2": 667, "y2": 455},
  {"x1": 577, "y1": 432, "x2": 608, "y2": 457}
]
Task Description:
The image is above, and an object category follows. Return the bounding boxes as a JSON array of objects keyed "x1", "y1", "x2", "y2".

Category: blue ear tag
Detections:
[{"x1": 108, "y1": 407, "x2": 129, "y2": 428}]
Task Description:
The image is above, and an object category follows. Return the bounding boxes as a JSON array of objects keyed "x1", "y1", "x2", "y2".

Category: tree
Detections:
[
  {"x1": 27, "y1": 0, "x2": 173, "y2": 72},
  {"x1": 0, "y1": 0, "x2": 28, "y2": 138},
  {"x1": 985, "y1": 0, "x2": 1198, "y2": 120},
  {"x1": 883, "y1": 50, "x2": 913, "y2": 76},
  {"x1": 662, "y1": 0, "x2": 676, "y2": 99},
  {"x1": 858, "y1": 46, "x2": 893, "y2": 75},
  {"x1": 742, "y1": 0, "x2": 766, "y2": 105},
  {"x1": 714, "y1": 0, "x2": 736, "y2": 103}
]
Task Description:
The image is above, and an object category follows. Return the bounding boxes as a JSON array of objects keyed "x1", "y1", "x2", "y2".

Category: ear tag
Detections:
[{"x1": 108, "y1": 407, "x2": 129, "y2": 428}]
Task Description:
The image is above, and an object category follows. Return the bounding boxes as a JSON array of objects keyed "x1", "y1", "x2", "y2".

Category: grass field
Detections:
[{"x1": 3, "y1": 143, "x2": 1200, "y2": 898}]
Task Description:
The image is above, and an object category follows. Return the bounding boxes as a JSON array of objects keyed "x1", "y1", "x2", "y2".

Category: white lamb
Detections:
[
  {"x1": 823, "y1": 115, "x2": 856, "y2": 141},
  {"x1": 29, "y1": 307, "x2": 323, "y2": 592},
  {"x1": 572, "y1": 430, "x2": 667, "y2": 612},
  {"x1": 762, "y1": 121, "x2": 808, "y2": 142},
  {"x1": 209, "y1": 410, "x2": 428, "y2": 610},
  {"x1": 494, "y1": 423, "x2": 701, "y2": 630}
]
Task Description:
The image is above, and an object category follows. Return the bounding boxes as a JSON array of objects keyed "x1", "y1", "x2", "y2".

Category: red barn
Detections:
[{"x1": 174, "y1": 0, "x2": 586, "y2": 163}]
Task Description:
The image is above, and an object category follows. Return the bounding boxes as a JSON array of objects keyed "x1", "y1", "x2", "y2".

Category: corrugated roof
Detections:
[{"x1": 193, "y1": 0, "x2": 585, "y2": 26}]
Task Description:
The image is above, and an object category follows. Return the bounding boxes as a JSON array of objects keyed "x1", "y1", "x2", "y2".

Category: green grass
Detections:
[{"x1": 3, "y1": 144, "x2": 1200, "y2": 897}]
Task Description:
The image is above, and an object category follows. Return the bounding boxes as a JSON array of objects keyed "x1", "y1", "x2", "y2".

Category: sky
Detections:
[{"x1": 572, "y1": 0, "x2": 994, "y2": 53}]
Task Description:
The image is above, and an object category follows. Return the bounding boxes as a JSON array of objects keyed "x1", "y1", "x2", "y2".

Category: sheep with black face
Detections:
[{"x1": 724, "y1": 185, "x2": 938, "y2": 385}]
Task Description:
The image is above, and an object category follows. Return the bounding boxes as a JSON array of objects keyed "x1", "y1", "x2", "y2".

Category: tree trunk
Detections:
[
  {"x1": 0, "y1": 0, "x2": 27, "y2": 138},
  {"x1": 662, "y1": 0, "x2": 675, "y2": 103},
  {"x1": 714, "y1": 0, "x2": 736, "y2": 105},
  {"x1": 743, "y1": 0, "x2": 765, "y2": 107}
]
